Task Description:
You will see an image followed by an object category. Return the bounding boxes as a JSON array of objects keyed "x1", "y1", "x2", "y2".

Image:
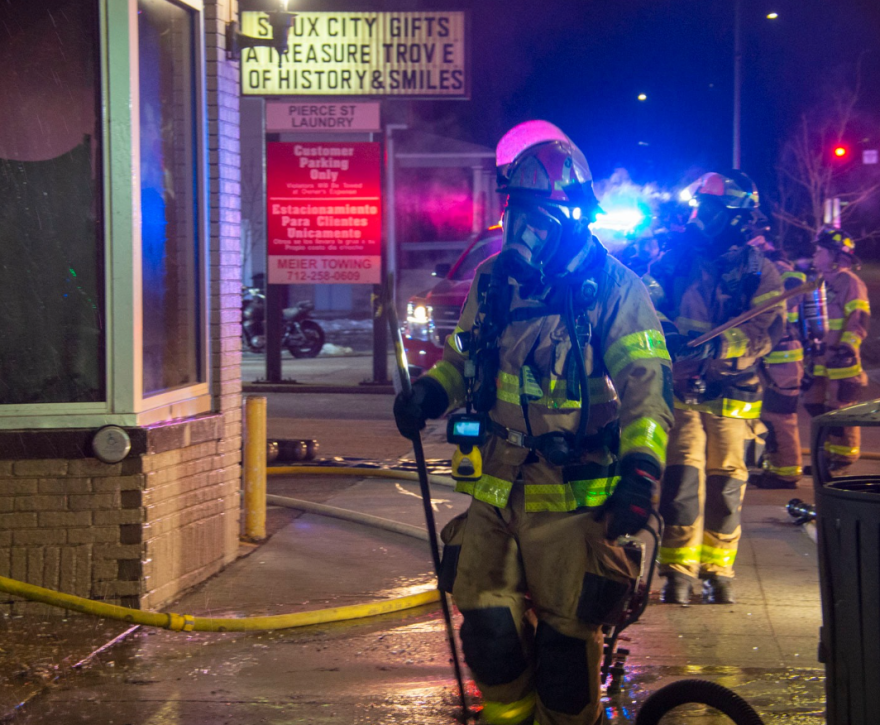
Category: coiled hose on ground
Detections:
[{"x1": 634, "y1": 679, "x2": 766, "y2": 725}]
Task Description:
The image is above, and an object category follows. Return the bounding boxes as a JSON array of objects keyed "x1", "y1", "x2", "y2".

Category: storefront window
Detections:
[
  {"x1": 0, "y1": 1, "x2": 105, "y2": 405},
  {"x1": 139, "y1": 0, "x2": 202, "y2": 396}
]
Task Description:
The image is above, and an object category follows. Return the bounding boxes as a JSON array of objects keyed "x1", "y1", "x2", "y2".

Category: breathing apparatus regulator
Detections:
[{"x1": 446, "y1": 120, "x2": 605, "y2": 476}]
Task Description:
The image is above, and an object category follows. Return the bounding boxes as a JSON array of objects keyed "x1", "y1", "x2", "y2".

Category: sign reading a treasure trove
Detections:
[{"x1": 240, "y1": 11, "x2": 469, "y2": 97}]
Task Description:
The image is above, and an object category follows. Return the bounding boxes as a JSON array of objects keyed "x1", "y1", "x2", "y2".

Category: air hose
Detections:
[{"x1": 634, "y1": 679, "x2": 765, "y2": 725}]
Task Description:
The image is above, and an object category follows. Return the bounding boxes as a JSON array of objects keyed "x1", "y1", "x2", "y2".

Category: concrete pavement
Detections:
[{"x1": 9, "y1": 383, "x2": 880, "y2": 723}]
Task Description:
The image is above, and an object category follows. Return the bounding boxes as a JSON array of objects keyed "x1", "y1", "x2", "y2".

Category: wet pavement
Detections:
[{"x1": 7, "y1": 386, "x2": 880, "y2": 724}]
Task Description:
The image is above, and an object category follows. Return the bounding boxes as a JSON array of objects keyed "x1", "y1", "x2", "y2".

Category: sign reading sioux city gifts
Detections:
[
  {"x1": 241, "y1": 11, "x2": 468, "y2": 97},
  {"x1": 266, "y1": 142, "x2": 381, "y2": 285}
]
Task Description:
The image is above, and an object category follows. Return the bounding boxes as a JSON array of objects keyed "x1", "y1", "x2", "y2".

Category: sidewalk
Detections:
[{"x1": 3, "y1": 394, "x2": 836, "y2": 724}]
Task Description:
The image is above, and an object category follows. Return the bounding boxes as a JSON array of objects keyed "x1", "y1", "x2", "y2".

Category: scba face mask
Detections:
[{"x1": 502, "y1": 202, "x2": 587, "y2": 280}]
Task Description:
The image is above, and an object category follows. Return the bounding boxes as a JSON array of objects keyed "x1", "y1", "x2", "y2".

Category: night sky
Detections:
[{"x1": 299, "y1": 0, "x2": 880, "y2": 199}]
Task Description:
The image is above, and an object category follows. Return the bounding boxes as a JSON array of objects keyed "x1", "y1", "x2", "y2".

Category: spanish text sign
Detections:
[
  {"x1": 266, "y1": 142, "x2": 382, "y2": 285},
  {"x1": 241, "y1": 11, "x2": 468, "y2": 97}
]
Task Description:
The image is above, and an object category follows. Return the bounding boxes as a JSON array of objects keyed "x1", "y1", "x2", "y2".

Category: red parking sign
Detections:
[{"x1": 267, "y1": 142, "x2": 382, "y2": 284}]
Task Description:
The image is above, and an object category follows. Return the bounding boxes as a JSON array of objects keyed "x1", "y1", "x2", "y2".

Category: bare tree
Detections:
[{"x1": 774, "y1": 65, "x2": 880, "y2": 250}]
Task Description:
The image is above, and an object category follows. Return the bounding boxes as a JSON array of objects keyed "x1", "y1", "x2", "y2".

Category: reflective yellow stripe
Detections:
[
  {"x1": 424, "y1": 360, "x2": 466, "y2": 407},
  {"x1": 827, "y1": 363, "x2": 861, "y2": 379},
  {"x1": 829, "y1": 318, "x2": 844, "y2": 331},
  {"x1": 496, "y1": 371, "x2": 617, "y2": 409},
  {"x1": 721, "y1": 327, "x2": 748, "y2": 358},
  {"x1": 787, "y1": 311, "x2": 799, "y2": 323},
  {"x1": 619, "y1": 417, "x2": 668, "y2": 465},
  {"x1": 813, "y1": 364, "x2": 827, "y2": 377},
  {"x1": 751, "y1": 289, "x2": 783, "y2": 307},
  {"x1": 455, "y1": 473, "x2": 514, "y2": 507},
  {"x1": 674, "y1": 397, "x2": 762, "y2": 419},
  {"x1": 781, "y1": 270, "x2": 807, "y2": 283},
  {"x1": 701, "y1": 544, "x2": 737, "y2": 568},
  {"x1": 603, "y1": 329, "x2": 671, "y2": 380},
  {"x1": 765, "y1": 348, "x2": 804, "y2": 364},
  {"x1": 675, "y1": 317, "x2": 712, "y2": 334},
  {"x1": 481, "y1": 694, "x2": 537, "y2": 725},
  {"x1": 763, "y1": 461, "x2": 803, "y2": 478},
  {"x1": 658, "y1": 546, "x2": 701, "y2": 566},
  {"x1": 446, "y1": 325, "x2": 467, "y2": 354},
  {"x1": 824, "y1": 442, "x2": 860, "y2": 457},
  {"x1": 840, "y1": 331, "x2": 862, "y2": 349},
  {"x1": 844, "y1": 299, "x2": 870, "y2": 315},
  {"x1": 524, "y1": 483, "x2": 577, "y2": 512},
  {"x1": 523, "y1": 477, "x2": 620, "y2": 512},
  {"x1": 568, "y1": 477, "x2": 620, "y2": 509}
]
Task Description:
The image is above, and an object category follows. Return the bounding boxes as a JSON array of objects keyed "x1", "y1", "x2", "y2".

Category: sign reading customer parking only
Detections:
[
  {"x1": 266, "y1": 142, "x2": 381, "y2": 285},
  {"x1": 241, "y1": 11, "x2": 468, "y2": 97}
]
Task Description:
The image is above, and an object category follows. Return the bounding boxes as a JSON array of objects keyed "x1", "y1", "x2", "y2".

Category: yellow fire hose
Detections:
[{"x1": 0, "y1": 467, "x2": 447, "y2": 632}]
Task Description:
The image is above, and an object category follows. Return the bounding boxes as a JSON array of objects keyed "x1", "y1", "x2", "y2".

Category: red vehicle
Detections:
[{"x1": 404, "y1": 225, "x2": 503, "y2": 374}]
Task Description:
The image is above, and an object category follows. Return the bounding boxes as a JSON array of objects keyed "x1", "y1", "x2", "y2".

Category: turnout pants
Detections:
[
  {"x1": 659, "y1": 409, "x2": 749, "y2": 579},
  {"x1": 449, "y1": 483, "x2": 637, "y2": 725},
  {"x1": 759, "y1": 359, "x2": 804, "y2": 483},
  {"x1": 803, "y1": 375, "x2": 865, "y2": 468}
]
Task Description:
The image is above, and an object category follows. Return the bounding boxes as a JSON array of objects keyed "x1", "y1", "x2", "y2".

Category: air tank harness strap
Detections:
[{"x1": 488, "y1": 420, "x2": 619, "y2": 460}]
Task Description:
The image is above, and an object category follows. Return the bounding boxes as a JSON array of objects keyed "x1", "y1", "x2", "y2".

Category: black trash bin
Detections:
[{"x1": 812, "y1": 401, "x2": 880, "y2": 725}]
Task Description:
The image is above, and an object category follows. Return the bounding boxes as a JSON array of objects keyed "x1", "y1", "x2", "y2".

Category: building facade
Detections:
[{"x1": 0, "y1": 0, "x2": 243, "y2": 612}]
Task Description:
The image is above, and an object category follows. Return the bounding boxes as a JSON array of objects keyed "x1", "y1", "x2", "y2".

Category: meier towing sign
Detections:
[
  {"x1": 266, "y1": 142, "x2": 381, "y2": 285},
  {"x1": 241, "y1": 11, "x2": 468, "y2": 97}
]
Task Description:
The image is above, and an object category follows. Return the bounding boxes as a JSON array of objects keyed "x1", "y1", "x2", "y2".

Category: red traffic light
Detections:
[{"x1": 833, "y1": 145, "x2": 848, "y2": 158}]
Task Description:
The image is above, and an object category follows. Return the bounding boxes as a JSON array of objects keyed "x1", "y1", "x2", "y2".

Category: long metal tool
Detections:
[
  {"x1": 687, "y1": 277, "x2": 823, "y2": 348},
  {"x1": 384, "y1": 274, "x2": 471, "y2": 723}
]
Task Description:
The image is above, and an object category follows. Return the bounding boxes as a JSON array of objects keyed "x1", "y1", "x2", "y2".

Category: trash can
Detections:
[{"x1": 812, "y1": 400, "x2": 880, "y2": 725}]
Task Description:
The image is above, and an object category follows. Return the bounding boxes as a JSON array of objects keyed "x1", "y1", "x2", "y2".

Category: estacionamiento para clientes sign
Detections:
[{"x1": 240, "y1": 11, "x2": 468, "y2": 97}]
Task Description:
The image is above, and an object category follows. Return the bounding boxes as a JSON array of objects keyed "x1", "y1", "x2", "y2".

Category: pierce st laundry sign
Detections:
[
  {"x1": 241, "y1": 11, "x2": 468, "y2": 98},
  {"x1": 265, "y1": 102, "x2": 381, "y2": 133},
  {"x1": 266, "y1": 142, "x2": 382, "y2": 285}
]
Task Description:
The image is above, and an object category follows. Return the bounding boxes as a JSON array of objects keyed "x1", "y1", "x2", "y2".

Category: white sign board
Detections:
[
  {"x1": 241, "y1": 11, "x2": 468, "y2": 97},
  {"x1": 266, "y1": 102, "x2": 381, "y2": 133},
  {"x1": 863, "y1": 149, "x2": 878, "y2": 165}
]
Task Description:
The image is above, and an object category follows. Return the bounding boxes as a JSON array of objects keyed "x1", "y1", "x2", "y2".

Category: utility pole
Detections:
[{"x1": 733, "y1": 0, "x2": 742, "y2": 169}]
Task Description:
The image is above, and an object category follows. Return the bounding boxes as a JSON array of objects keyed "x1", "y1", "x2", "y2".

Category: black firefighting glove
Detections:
[
  {"x1": 393, "y1": 376, "x2": 449, "y2": 441},
  {"x1": 827, "y1": 346, "x2": 857, "y2": 372},
  {"x1": 605, "y1": 456, "x2": 659, "y2": 540},
  {"x1": 665, "y1": 333, "x2": 720, "y2": 363}
]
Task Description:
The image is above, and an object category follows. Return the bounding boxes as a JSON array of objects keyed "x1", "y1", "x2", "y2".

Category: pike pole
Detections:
[
  {"x1": 687, "y1": 277, "x2": 823, "y2": 348},
  {"x1": 384, "y1": 274, "x2": 471, "y2": 723}
]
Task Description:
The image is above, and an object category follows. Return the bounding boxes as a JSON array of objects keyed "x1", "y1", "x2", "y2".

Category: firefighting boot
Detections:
[
  {"x1": 660, "y1": 572, "x2": 695, "y2": 605},
  {"x1": 703, "y1": 575, "x2": 735, "y2": 604},
  {"x1": 752, "y1": 471, "x2": 798, "y2": 490}
]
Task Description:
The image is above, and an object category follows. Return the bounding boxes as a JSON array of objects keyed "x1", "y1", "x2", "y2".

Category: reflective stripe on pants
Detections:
[{"x1": 658, "y1": 408, "x2": 748, "y2": 579}]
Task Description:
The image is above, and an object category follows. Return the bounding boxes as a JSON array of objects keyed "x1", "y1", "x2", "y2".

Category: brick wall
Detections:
[
  {"x1": 0, "y1": 414, "x2": 241, "y2": 615},
  {"x1": 0, "y1": 0, "x2": 243, "y2": 616}
]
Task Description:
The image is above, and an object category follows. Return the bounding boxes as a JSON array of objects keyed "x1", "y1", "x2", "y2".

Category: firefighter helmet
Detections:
[
  {"x1": 496, "y1": 121, "x2": 601, "y2": 280},
  {"x1": 815, "y1": 226, "x2": 856, "y2": 258},
  {"x1": 686, "y1": 171, "x2": 760, "y2": 239}
]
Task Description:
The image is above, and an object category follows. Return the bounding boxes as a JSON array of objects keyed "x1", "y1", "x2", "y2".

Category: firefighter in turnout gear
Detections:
[
  {"x1": 803, "y1": 227, "x2": 870, "y2": 472},
  {"x1": 748, "y1": 234, "x2": 807, "y2": 489},
  {"x1": 648, "y1": 171, "x2": 784, "y2": 605},
  {"x1": 394, "y1": 120, "x2": 673, "y2": 725}
]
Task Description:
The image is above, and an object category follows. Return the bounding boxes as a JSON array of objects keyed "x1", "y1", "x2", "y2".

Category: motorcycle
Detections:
[
  {"x1": 241, "y1": 286, "x2": 325, "y2": 358},
  {"x1": 241, "y1": 285, "x2": 266, "y2": 353},
  {"x1": 282, "y1": 300, "x2": 325, "y2": 358}
]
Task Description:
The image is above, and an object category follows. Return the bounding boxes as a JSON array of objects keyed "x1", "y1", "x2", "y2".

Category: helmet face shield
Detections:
[
  {"x1": 502, "y1": 204, "x2": 563, "y2": 271},
  {"x1": 689, "y1": 195, "x2": 729, "y2": 238}
]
